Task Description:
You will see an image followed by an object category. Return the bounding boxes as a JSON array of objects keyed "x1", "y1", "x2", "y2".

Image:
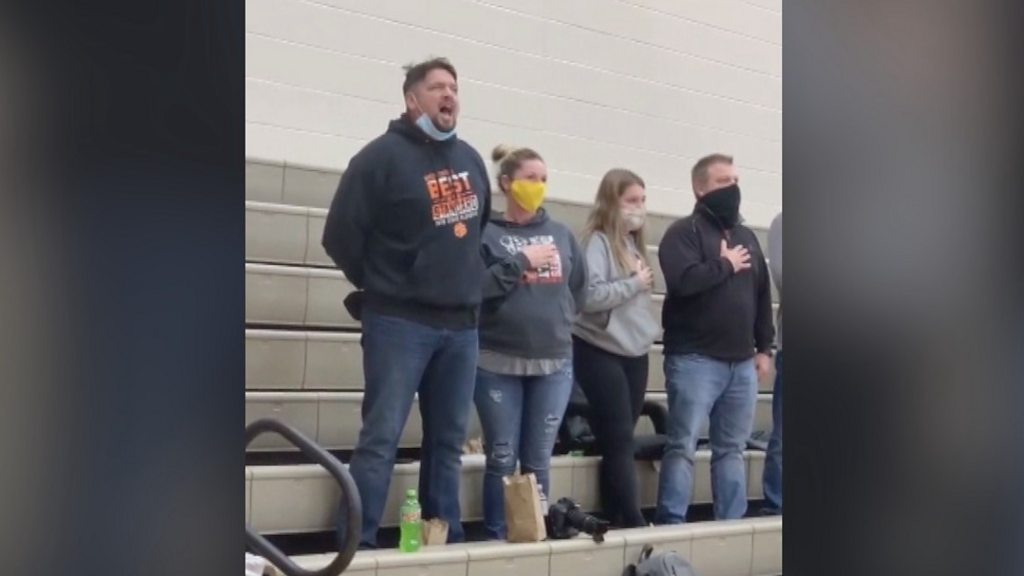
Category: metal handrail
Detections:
[{"x1": 245, "y1": 418, "x2": 361, "y2": 576}]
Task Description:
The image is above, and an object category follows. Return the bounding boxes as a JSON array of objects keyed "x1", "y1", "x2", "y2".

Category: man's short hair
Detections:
[
  {"x1": 402, "y1": 57, "x2": 457, "y2": 95},
  {"x1": 691, "y1": 153, "x2": 734, "y2": 188}
]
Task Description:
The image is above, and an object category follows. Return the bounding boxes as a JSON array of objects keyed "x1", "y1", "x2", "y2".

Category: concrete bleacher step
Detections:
[
  {"x1": 283, "y1": 517, "x2": 781, "y2": 576},
  {"x1": 245, "y1": 391, "x2": 481, "y2": 452},
  {"x1": 245, "y1": 159, "x2": 683, "y2": 246},
  {"x1": 246, "y1": 199, "x2": 781, "y2": 303},
  {"x1": 246, "y1": 329, "x2": 765, "y2": 394},
  {"x1": 642, "y1": 393, "x2": 774, "y2": 438},
  {"x1": 244, "y1": 391, "x2": 774, "y2": 452},
  {"x1": 245, "y1": 262, "x2": 679, "y2": 331},
  {"x1": 246, "y1": 329, "x2": 363, "y2": 391},
  {"x1": 246, "y1": 200, "x2": 332, "y2": 269},
  {"x1": 245, "y1": 263, "x2": 359, "y2": 328},
  {"x1": 245, "y1": 260, "x2": 777, "y2": 345},
  {"x1": 246, "y1": 199, "x2": 670, "y2": 294},
  {"x1": 246, "y1": 452, "x2": 767, "y2": 534},
  {"x1": 245, "y1": 158, "x2": 773, "y2": 251}
]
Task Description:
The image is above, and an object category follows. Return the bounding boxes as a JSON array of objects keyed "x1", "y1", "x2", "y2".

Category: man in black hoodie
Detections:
[
  {"x1": 654, "y1": 153, "x2": 774, "y2": 524},
  {"x1": 321, "y1": 58, "x2": 491, "y2": 548}
]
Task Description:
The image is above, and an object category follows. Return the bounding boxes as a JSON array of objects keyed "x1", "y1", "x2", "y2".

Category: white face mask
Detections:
[{"x1": 622, "y1": 207, "x2": 646, "y2": 232}]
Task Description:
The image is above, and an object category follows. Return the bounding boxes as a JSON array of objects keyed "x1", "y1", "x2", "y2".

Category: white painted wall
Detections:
[{"x1": 246, "y1": 0, "x2": 781, "y2": 226}]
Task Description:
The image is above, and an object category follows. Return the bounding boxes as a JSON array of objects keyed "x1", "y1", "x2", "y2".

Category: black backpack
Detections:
[{"x1": 623, "y1": 544, "x2": 698, "y2": 576}]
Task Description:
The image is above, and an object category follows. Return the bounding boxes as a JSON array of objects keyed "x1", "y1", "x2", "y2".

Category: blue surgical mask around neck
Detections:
[{"x1": 414, "y1": 113, "x2": 456, "y2": 141}]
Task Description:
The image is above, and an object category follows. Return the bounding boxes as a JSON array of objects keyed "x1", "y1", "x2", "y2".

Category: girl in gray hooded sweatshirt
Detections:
[
  {"x1": 474, "y1": 145, "x2": 587, "y2": 540},
  {"x1": 572, "y1": 168, "x2": 661, "y2": 528}
]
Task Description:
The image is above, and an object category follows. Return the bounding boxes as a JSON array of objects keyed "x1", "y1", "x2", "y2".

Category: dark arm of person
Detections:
[
  {"x1": 567, "y1": 234, "x2": 589, "y2": 314},
  {"x1": 479, "y1": 179, "x2": 491, "y2": 232},
  {"x1": 473, "y1": 152, "x2": 491, "y2": 233},
  {"x1": 481, "y1": 241, "x2": 529, "y2": 300},
  {"x1": 754, "y1": 246, "x2": 776, "y2": 354},
  {"x1": 659, "y1": 224, "x2": 732, "y2": 298},
  {"x1": 321, "y1": 153, "x2": 377, "y2": 288},
  {"x1": 767, "y1": 212, "x2": 782, "y2": 293}
]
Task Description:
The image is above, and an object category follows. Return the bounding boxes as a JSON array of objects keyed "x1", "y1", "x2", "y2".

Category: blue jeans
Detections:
[
  {"x1": 473, "y1": 365, "x2": 574, "y2": 539},
  {"x1": 762, "y1": 351, "x2": 783, "y2": 513},
  {"x1": 341, "y1": 310, "x2": 478, "y2": 548},
  {"x1": 655, "y1": 354, "x2": 757, "y2": 523}
]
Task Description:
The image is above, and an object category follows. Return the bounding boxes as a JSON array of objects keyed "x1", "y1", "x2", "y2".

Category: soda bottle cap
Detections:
[{"x1": 406, "y1": 489, "x2": 417, "y2": 498}]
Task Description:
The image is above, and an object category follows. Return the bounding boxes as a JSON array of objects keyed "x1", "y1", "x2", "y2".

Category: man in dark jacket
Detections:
[
  {"x1": 321, "y1": 57, "x2": 491, "y2": 548},
  {"x1": 654, "y1": 153, "x2": 774, "y2": 524}
]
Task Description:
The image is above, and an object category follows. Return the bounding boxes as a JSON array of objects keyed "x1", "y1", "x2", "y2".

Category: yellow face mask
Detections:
[{"x1": 508, "y1": 179, "x2": 547, "y2": 213}]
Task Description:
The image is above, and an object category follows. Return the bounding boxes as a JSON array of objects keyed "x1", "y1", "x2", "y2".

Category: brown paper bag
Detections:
[
  {"x1": 422, "y1": 518, "x2": 449, "y2": 546},
  {"x1": 503, "y1": 473, "x2": 547, "y2": 543},
  {"x1": 463, "y1": 437, "x2": 484, "y2": 455}
]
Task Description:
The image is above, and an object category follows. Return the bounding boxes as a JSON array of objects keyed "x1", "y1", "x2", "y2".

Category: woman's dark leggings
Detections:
[{"x1": 572, "y1": 336, "x2": 649, "y2": 528}]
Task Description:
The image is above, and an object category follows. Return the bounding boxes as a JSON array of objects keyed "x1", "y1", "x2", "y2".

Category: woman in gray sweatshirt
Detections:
[
  {"x1": 474, "y1": 145, "x2": 588, "y2": 539},
  {"x1": 572, "y1": 168, "x2": 661, "y2": 528}
]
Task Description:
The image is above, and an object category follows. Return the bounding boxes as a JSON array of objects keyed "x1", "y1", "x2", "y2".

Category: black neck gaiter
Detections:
[{"x1": 699, "y1": 183, "x2": 741, "y2": 229}]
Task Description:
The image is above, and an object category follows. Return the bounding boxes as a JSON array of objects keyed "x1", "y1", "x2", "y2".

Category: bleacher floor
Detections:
[{"x1": 268, "y1": 502, "x2": 772, "y2": 557}]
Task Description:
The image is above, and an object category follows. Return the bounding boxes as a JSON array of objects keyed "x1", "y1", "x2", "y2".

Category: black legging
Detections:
[{"x1": 572, "y1": 335, "x2": 648, "y2": 528}]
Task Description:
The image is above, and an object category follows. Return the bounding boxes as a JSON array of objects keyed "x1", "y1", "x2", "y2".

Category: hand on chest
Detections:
[
  {"x1": 713, "y1": 229, "x2": 761, "y2": 275},
  {"x1": 500, "y1": 234, "x2": 564, "y2": 284}
]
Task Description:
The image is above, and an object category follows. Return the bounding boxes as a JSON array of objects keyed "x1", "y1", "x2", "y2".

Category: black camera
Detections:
[{"x1": 547, "y1": 497, "x2": 610, "y2": 543}]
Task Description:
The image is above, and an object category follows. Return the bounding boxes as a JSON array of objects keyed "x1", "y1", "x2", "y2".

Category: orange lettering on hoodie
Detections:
[
  {"x1": 425, "y1": 175, "x2": 440, "y2": 200},
  {"x1": 423, "y1": 169, "x2": 479, "y2": 228}
]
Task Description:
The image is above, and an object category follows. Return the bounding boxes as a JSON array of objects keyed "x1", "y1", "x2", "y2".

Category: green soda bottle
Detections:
[{"x1": 399, "y1": 489, "x2": 422, "y2": 553}]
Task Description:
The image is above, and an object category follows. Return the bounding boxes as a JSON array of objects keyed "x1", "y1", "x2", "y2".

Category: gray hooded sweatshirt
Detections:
[
  {"x1": 478, "y1": 209, "x2": 587, "y2": 372},
  {"x1": 573, "y1": 231, "x2": 660, "y2": 358}
]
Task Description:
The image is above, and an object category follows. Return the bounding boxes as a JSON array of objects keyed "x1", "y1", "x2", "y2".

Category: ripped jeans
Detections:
[{"x1": 473, "y1": 365, "x2": 574, "y2": 539}]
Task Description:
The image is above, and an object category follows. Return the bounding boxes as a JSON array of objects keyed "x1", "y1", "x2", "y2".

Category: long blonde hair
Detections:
[{"x1": 580, "y1": 168, "x2": 648, "y2": 275}]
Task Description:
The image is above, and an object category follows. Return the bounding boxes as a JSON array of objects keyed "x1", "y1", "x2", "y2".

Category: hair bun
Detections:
[{"x1": 491, "y1": 144, "x2": 516, "y2": 164}]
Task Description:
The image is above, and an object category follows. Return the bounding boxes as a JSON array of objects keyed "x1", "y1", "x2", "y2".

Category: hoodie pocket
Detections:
[
  {"x1": 407, "y1": 234, "x2": 482, "y2": 307},
  {"x1": 606, "y1": 298, "x2": 660, "y2": 354},
  {"x1": 368, "y1": 241, "x2": 418, "y2": 287}
]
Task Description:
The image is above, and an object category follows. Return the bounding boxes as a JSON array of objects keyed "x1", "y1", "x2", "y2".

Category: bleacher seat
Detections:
[
  {"x1": 246, "y1": 451, "x2": 767, "y2": 534},
  {"x1": 245, "y1": 329, "x2": 775, "y2": 393},
  {"x1": 640, "y1": 393, "x2": 775, "y2": 437},
  {"x1": 286, "y1": 519, "x2": 782, "y2": 576},
  {"x1": 246, "y1": 261, "x2": 670, "y2": 331},
  {"x1": 245, "y1": 392, "x2": 484, "y2": 451},
  {"x1": 244, "y1": 390, "x2": 772, "y2": 452},
  {"x1": 245, "y1": 263, "x2": 359, "y2": 328},
  {"x1": 246, "y1": 199, "x2": 780, "y2": 303},
  {"x1": 246, "y1": 160, "x2": 772, "y2": 245}
]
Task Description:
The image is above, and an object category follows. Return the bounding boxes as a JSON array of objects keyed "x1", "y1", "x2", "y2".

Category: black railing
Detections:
[{"x1": 245, "y1": 419, "x2": 361, "y2": 576}]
